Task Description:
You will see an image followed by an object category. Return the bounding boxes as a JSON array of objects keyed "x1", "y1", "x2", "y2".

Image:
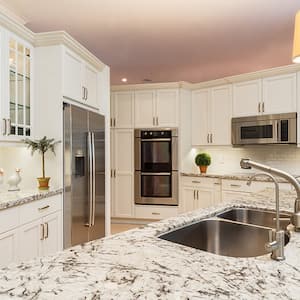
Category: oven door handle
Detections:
[
  {"x1": 141, "y1": 138, "x2": 171, "y2": 142},
  {"x1": 141, "y1": 172, "x2": 171, "y2": 176}
]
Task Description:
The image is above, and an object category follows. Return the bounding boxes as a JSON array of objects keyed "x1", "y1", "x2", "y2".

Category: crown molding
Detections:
[
  {"x1": 111, "y1": 81, "x2": 192, "y2": 91},
  {"x1": 34, "y1": 31, "x2": 106, "y2": 70}
]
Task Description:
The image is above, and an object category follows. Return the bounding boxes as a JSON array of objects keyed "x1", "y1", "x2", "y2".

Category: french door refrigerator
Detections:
[{"x1": 63, "y1": 103, "x2": 105, "y2": 248}]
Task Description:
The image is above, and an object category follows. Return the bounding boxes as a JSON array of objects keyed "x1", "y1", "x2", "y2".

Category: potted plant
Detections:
[
  {"x1": 24, "y1": 136, "x2": 60, "y2": 190},
  {"x1": 195, "y1": 153, "x2": 211, "y2": 174}
]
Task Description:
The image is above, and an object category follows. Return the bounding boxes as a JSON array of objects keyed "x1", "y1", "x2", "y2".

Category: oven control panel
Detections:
[{"x1": 141, "y1": 130, "x2": 172, "y2": 139}]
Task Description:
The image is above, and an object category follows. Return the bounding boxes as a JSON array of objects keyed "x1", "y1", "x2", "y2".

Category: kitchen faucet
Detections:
[
  {"x1": 241, "y1": 158, "x2": 300, "y2": 232},
  {"x1": 247, "y1": 173, "x2": 285, "y2": 260}
]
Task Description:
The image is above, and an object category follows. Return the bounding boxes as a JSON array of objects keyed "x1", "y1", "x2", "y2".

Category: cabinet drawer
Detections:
[
  {"x1": 135, "y1": 205, "x2": 178, "y2": 220},
  {"x1": 0, "y1": 206, "x2": 19, "y2": 234},
  {"x1": 222, "y1": 180, "x2": 251, "y2": 192},
  {"x1": 19, "y1": 195, "x2": 62, "y2": 225},
  {"x1": 182, "y1": 176, "x2": 221, "y2": 189}
]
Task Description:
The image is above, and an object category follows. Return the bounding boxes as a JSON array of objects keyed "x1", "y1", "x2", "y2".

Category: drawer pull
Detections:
[
  {"x1": 230, "y1": 184, "x2": 241, "y2": 188},
  {"x1": 38, "y1": 205, "x2": 50, "y2": 211},
  {"x1": 192, "y1": 181, "x2": 201, "y2": 184},
  {"x1": 214, "y1": 182, "x2": 221, "y2": 185},
  {"x1": 151, "y1": 212, "x2": 160, "y2": 215}
]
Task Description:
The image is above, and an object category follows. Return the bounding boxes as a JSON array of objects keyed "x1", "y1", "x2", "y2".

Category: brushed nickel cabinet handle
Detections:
[
  {"x1": 230, "y1": 184, "x2": 241, "y2": 188},
  {"x1": 113, "y1": 118, "x2": 116, "y2": 127},
  {"x1": 193, "y1": 190, "x2": 196, "y2": 200},
  {"x1": 6, "y1": 119, "x2": 11, "y2": 136},
  {"x1": 156, "y1": 117, "x2": 159, "y2": 126},
  {"x1": 44, "y1": 223, "x2": 49, "y2": 239},
  {"x1": 40, "y1": 224, "x2": 44, "y2": 240},
  {"x1": 197, "y1": 190, "x2": 199, "y2": 200},
  {"x1": 86, "y1": 88, "x2": 88, "y2": 100},
  {"x1": 38, "y1": 205, "x2": 50, "y2": 211},
  {"x1": 210, "y1": 133, "x2": 213, "y2": 144},
  {"x1": 214, "y1": 182, "x2": 221, "y2": 185},
  {"x1": 82, "y1": 86, "x2": 85, "y2": 100},
  {"x1": 2, "y1": 118, "x2": 6, "y2": 135},
  {"x1": 258, "y1": 102, "x2": 261, "y2": 113},
  {"x1": 151, "y1": 212, "x2": 160, "y2": 215},
  {"x1": 192, "y1": 180, "x2": 201, "y2": 184},
  {"x1": 207, "y1": 133, "x2": 209, "y2": 143},
  {"x1": 153, "y1": 117, "x2": 155, "y2": 126},
  {"x1": 114, "y1": 169, "x2": 116, "y2": 178},
  {"x1": 262, "y1": 102, "x2": 265, "y2": 113}
]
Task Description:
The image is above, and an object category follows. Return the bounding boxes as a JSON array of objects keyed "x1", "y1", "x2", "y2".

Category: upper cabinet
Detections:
[
  {"x1": 233, "y1": 73, "x2": 296, "y2": 117},
  {"x1": 1, "y1": 32, "x2": 33, "y2": 140},
  {"x1": 63, "y1": 48, "x2": 99, "y2": 110},
  {"x1": 111, "y1": 91, "x2": 134, "y2": 128},
  {"x1": 192, "y1": 85, "x2": 232, "y2": 146},
  {"x1": 134, "y1": 89, "x2": 179, "y2": 128}
]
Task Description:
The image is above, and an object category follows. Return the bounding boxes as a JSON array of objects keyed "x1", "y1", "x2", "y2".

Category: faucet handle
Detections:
[{"x1": 265, "y1": 240, "x2": 278, "y2": 252}]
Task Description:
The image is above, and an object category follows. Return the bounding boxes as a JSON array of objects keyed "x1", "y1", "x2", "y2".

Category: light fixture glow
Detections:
[
  {"x1": 121, "y1": 78, "x2": 127, "y2": 83},
  {"x1": 292, "y1": 11, "x2": 300, "y2": 63}
]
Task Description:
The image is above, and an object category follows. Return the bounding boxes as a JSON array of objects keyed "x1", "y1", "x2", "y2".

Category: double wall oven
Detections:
[{"x1": 134, "y1": 129, "x2": 178, "y2": 205}]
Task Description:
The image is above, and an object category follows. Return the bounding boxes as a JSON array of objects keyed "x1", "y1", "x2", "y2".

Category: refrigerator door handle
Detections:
[
  {"x1": 91, "y1": 132, "x2": 96, "y2": 226},
  {"x1": 86, "y1": 131, "x2": 93, "y2": 227}
]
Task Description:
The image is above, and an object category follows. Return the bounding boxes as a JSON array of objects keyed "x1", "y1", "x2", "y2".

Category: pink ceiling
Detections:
[{"x1": 1, "y1": 0, "x2": 300, "y2": 85}]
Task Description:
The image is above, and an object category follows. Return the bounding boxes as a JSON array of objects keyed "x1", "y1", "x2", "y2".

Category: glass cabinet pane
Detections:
[{"x1": 9, "y1": 38, "x2": 31, "y2": 137}]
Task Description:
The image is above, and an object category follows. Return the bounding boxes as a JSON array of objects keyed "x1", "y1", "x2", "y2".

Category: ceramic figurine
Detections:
[{"x1": 7, "y1": 168, "x2": 21, "y2": 191}]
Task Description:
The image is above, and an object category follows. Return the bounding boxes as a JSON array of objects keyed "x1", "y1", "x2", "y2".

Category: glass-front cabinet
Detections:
[{"x1": 1, "y1": 30, "x2": 33, "y2": 140}]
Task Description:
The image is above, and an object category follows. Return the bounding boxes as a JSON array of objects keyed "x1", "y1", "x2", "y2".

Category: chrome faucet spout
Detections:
[{"x1": 241, "y1": 158, "x2": 300, "y2": 232}]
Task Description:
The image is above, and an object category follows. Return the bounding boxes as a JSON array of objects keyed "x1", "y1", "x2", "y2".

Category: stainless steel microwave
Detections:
[{"x1": 232, "y1": 113, "x2": 297, "y2": 145}]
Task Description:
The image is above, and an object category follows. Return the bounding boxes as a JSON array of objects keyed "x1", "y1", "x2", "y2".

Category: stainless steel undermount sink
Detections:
[
  {"x1": 158, "y1": 209, "x2": 290, "y2": 258},
  {"x1": 217, "y1": 208, "x2": 291, "y2": 231}
]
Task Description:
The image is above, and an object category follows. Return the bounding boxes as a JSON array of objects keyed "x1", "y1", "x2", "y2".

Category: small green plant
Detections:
[
  {"x1": 24, "y1": 136, "x2": 60, "y2": 178},
  {"x1": 195, "y1": 153, "x2": 211, "y2": 166}
]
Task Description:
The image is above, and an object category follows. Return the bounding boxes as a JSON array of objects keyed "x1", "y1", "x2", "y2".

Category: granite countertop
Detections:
[
  {"x1": 0, "y1": 189, "x2": 300, "y2": 299},
  {"x1": 0, "y1": 188, "x2": 63, "y2": 211},
  {"x1": 181, "y1": 172, "x2": 300, "y2": 183}
]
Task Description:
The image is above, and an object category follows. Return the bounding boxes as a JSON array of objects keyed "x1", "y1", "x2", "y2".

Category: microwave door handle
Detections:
[{"x1": 277, "y1": 120, "x2": 281, "y2": 142}]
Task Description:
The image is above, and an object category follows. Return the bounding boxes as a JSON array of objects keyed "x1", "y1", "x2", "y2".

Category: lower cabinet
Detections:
[
  {"x1": 135, "y1": 205, "x2": 178, "y2": 220},
  {"x1": 181, "y1": 177, "x2": 222, "y2": 213},
  {"x1": 0, "y1": 194, "x2": 62, "y2": 267}
]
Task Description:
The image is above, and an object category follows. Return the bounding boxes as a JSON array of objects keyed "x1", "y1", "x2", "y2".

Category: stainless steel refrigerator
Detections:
[{"x1": 63, "y1": 103, "x2": 105, "y2": 248}]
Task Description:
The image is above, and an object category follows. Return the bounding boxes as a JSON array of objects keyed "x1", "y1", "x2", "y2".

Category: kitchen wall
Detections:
[
  {"x1": 183, "y1": 145, "x2": 300, "y2": 175},
  {"x1": 0, "y1": 145, "x2": 62, "y2": 190}
]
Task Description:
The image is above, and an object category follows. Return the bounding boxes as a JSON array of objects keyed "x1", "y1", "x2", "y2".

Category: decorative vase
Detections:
[
  {"x1": 37, "y1": 177, "x2": 50, "y2": 190},
  {"x1": 199, "y1": 165, "x2": 208, "y2": 174},
  {"x1": 7, "y1": 168, "x2": 21, "y2": 191}
]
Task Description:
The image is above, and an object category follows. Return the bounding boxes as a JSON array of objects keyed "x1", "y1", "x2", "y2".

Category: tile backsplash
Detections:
[{"x1": 183, "y1": 145, "x2": 300, "y2": 175}]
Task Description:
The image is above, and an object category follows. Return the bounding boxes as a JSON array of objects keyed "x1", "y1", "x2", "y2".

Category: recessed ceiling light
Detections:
[{"x1": 121, "y1": 78, "x2": 127, "y2": 83}]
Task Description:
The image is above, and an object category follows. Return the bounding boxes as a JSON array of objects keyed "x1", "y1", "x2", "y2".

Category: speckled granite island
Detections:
[{"x1": 0, "y1": 189, "x2": 300, "y2": 299}]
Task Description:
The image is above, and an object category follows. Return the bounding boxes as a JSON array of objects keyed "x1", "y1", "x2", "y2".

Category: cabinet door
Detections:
[
  {"x1": 63, "y1": 49, "x2": 83, "y2": 102},
  {"x1": 0, "y1": 229, "x2": 19, "y2": 267},
  {"x1": 232, "y1": 80, "x2": 261, "y2": 117},
  {"x1": 263, "y1": 73, "x2": 297, "y2": 114},
  {"x1": 196, "y1": 188, "x2": 215, "y2": 209},
  {"x1": 6, "y1": 35, "x2": 33, "y2": 138},
  {"x1": 156, "y1": 89, "x2": 179, "y2": 127},
  {"x1": 210, "y1": 85, "x2": 232, "y2": 145},
  {"x1": 112, "y1": 92, "x2": 134, "y2": 128},
  {"x1": 191, "y1": 89, "x2": 210, "y2": 146},
  {"x1": 19, "y1": 219, "x2": 42, "y2": 262},
  {"x1": 134, "y1": 90, "x2": 156, "y2": 128},
  {"x1": 42, "y1": 211, "x2": 62, "y2": 256},
  {"x1": 84, "y1": 64, "x2": 98, "y2": 109},
  {"x1": 113, "y1": 129, "x2": 134, "y2": 218},
  {"x1": 182, "y1": 186, "x2": 196, "y2": 213}
]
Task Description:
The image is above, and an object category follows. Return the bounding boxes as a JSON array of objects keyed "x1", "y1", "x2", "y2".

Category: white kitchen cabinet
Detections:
[
  {"x1": 111, "y1": 91, "x2": 134, "y2": 128},
  {"x1": 1, "y1": 32, "x2": 33, "y2": 140},
  {"x1": 192, "y1": 85, "x2": 232, "y2": 146},
  {"x1": 232, "y1": 73, "x2": 296, "y2": 118},
  {"x1": 63, "y1": 48, "x2": 99, "y2": 109},
  {"x1": 0, "y1": 228, "x2": 19, "y2": 267},
  {"x1": 19, "y1": 218, "x2": 42, "y2": 262},
  {"x1": 0, "y1": 194, "x2": 62, "y2": 267},
  {"x1": 134, "y1": 89, "x2": 179, "y2": 128},
  {"x1": 135, "y1": 205, "x2": 178, "y2": 220},
  {"x1": 233, "y1": 79, "x2": 262, "y2": 117},
  {"x1": 111, "y1": 129, "x2": 134, "y2": 218},
  {"x1": 263, "y1": 73, "x2": 297, "y2": 114},
  {"x1": 181, "y1": 177, "x2": 221, "y2": 213}
]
